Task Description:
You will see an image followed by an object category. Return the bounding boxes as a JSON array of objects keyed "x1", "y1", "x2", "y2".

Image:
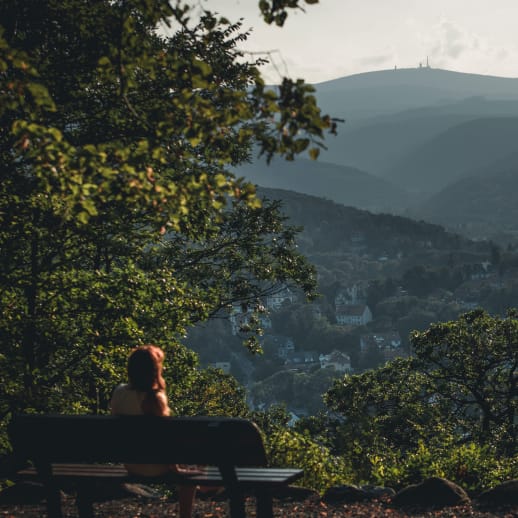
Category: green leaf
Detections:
[{"x1": 308, "y1": 147, "x2": 320, "y2": 160}]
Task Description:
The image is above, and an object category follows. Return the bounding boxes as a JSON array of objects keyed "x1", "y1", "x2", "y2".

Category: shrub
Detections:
[
  {"x1": 265, "y1": 428, "x2": 352, "y2": 494},
  {"x1": 368, "y1": 438, "x2": 518, "y2": 493}
]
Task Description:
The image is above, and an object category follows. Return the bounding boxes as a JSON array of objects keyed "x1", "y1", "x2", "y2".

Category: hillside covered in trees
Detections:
[
  {"x1": 258, "y1": 187, "x2": 488, "y2": 279},
  {"x1": 188, "y1": 187, "x2": 517, "y2": 415}
]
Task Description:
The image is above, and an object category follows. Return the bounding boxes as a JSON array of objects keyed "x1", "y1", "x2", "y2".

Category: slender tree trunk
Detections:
[
  {"x1": 504, "y1": 360, "x2": 517, "y2": 455},
  {"x1": 21, "y1": 218, "x2": 39, "y2": 409}
]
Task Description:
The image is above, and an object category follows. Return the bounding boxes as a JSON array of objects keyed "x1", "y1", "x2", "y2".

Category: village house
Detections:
[
  {"x1": 265, "y1": 286, "x2": 296, "y2": 311},
  {"x1": 285, "y1": 350, "x2": 319, "y2": 369},
  {"x1": 319, "y1": 350, "x2": 352, "y2": 373},
  {"x1": 336, "y1": 304, "x2": 372, "y2": 326},
  {"x1": 276, "y1": 337, "x2": 295, "y2": 359},
  {"x1": 262, "y1": 335, "x2": 295, "y2": 359},
  {"x1": 360, "y1": 331, "x2": 405, "y2": 361},
  {"x1": 360, "y1": 331, "x2": 402, "y2": 352},
  {"x1": 468, "y1": 262, "x2": 492, "y2": 280}
]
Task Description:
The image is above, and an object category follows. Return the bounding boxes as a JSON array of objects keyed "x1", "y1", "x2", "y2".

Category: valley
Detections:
[{"x1": 187, "y1": 67, "x2": 518, "y2": 417}]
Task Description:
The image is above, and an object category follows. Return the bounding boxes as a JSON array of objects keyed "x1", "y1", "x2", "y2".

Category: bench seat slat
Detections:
[{"x1": 18, "y1": 463, "x2": 303, "y2": 486}]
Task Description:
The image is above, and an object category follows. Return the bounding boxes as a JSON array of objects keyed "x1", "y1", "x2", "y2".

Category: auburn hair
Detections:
[{"x1": 127, "y1": 345, "x2": 170, "y2": 416}]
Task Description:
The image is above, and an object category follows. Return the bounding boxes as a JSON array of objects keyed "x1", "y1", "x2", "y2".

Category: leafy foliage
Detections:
[
  {"x1": 173, "y1": 367, "x2": 249, "y2": 418},
  {"x1": 259, "y1": 0, "x2": 320, "y2": 27},
  {"x1": 0, "y1": 0, "x2": 333, "y2": 421},
  {"x1": 266, "y1": 427, "x2": 351, "y2": 494},
  {"x1": 324, "y1": 358, "x2": 454, "y2": 479},
  {"x1": 252, "y1": 405, "x2": 351, "y2": 494},
  {"x1": 411, "y1": 309, "x2": 518, "y2": 454},
  {"x1": 320, "y1": 310, "x2": 518, "y2": 491},
  {"x1": 369, "y1": 437, "x2": 518, "y2": 492}
]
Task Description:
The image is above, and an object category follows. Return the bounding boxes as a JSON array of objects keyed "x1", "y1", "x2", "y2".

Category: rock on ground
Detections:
[{"x1": 391, "y1": 477, "x2": 471, "y2": 509}]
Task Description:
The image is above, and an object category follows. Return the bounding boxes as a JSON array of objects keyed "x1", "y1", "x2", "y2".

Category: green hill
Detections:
[
  {"x1": 321, "y1": 112, "x2": 482, "y2": 176},
  {"x1": 319, "y1": 98, "x2": 518, "y2": 176},
  {"x1": 257, "y1": 187, "x2": 475, "y2": 257},
  {"x1": 237, "y1": 158, "x2": 408, "y2": 213},
  {"x1": 414, "y1": 155, "x2": 518, "y2": 239},
  {"x1": 385, "y1": 117, "x2": 518, "y2": 194}
]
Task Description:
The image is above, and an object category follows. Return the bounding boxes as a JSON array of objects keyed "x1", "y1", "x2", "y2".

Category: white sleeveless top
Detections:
[{"x1": 110, "y1": 383, "x2": 147, "y2": 415}]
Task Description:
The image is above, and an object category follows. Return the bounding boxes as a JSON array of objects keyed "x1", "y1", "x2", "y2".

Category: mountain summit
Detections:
[
  {"x1": 315, "y1": 67, "x2": 518, "y2": 95},
  {"x1": 314, "y1": 67, "x2": 518, "y2": 121}
]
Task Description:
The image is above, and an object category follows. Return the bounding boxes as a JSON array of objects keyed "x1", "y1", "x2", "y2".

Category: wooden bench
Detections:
[{"x1": 9, "y1": 414, "x2": 303, "y2": 518}]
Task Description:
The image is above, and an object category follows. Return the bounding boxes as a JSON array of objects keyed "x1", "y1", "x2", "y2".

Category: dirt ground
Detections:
[{"x1": 0, "y1": 493, "x2": 516, "y2": 518}]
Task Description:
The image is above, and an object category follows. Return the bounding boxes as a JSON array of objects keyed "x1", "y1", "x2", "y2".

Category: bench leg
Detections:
[
  {"x1": 256, "y1": 490, "x2": 274, "y2": 518},
  {"x1": 228, "y1": 489, "x2": 246, "y2": 518},
  {"x1": 76, "y1": 490, "x2": 95, "y2": 518},
  {"x1": 44, "y1": 485, "x2": 63, "y2": 518}
]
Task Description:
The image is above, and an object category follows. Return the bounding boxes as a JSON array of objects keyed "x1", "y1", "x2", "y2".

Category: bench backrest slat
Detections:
[{"x1": 9, "y1": 415, "x2": 268, "y2": 467}]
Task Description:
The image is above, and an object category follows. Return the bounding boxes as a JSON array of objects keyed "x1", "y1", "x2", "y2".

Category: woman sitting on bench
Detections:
[{"x1": 110, "y1": 345, "x2": 197, "y2": 518}]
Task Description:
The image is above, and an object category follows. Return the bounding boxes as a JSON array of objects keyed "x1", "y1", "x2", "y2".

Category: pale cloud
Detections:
[
  {"x1": 358, "y1": 54, "x2": 393, "y2": 67},
  {"x1": 497, "y1": 48, "x2": 509, "y2": 60},
  {"x1": 428, "y1": 19, "x2": 478, "y2": 59},
  {"x1": 421, "y1": 18, "x2": 514, "y2": 74}
]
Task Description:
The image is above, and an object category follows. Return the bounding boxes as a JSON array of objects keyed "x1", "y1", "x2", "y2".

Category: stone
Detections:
[
  {"x1": 391, "y1": 477, "x2": 470, "y2": 508},
  {"x1": 322, "y1": 484, "x2": 369, "y2": 504},
  {"x1": 269, "y1": 485, "x2": 318, "y2": 501},
  {"x1": 477, "y1": 480, "x2": 518, "y2": 506}
]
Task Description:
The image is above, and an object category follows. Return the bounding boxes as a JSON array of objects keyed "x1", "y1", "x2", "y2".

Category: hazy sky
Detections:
[{"x1": 200, "y1": 0, "x2": 518, "y2": 84}]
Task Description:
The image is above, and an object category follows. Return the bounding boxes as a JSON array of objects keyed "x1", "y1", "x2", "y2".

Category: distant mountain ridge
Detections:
[
  {"x1": 315, "y1": 67, "x2": 518, "y2": 95},
  {"x1": 413, "y1": 153, "x2": 518, "y2": 239},
  {"x1": 386, "y1": 117, "x2": 518, "y2": 193},
  {"x1": 321, "y1": 97, "x2": 518, "y2": 175},
  {"x1": 237, "y1": 158, "x2": 408, "y2": 213},
  {"x1": 247, "y1": 68, "x2": 518, "y2": 242}
]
